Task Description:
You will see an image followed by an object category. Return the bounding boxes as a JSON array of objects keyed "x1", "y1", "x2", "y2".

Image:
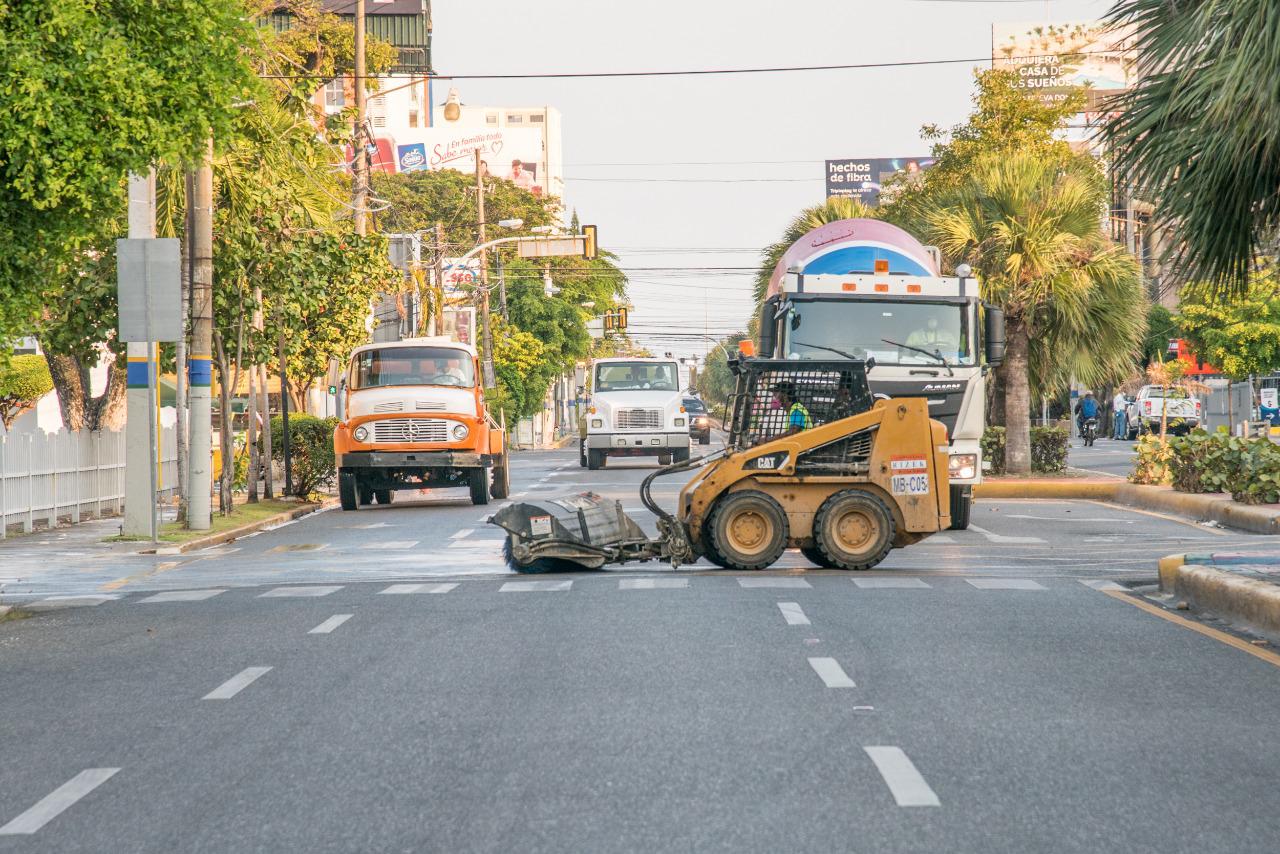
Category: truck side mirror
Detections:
[{"x1": 984, "y1": 305, "x2": 1006, "y2": 367}]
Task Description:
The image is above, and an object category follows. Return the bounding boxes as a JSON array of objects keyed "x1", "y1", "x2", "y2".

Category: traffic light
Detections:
[
  {"x1": 582, "y1": 224, "x2": 598, "y2": 260},
  {"x1": 603, "y1": 307, "x2": 628, "y2": 332}
]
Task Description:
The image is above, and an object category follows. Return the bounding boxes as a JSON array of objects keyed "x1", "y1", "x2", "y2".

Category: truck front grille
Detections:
[
  {"x1": 370, "y1": 418, "x2": 450, "y2": 444},
  {"x1": 615, "y1": 408, "x2": 663, "y2": 430}
]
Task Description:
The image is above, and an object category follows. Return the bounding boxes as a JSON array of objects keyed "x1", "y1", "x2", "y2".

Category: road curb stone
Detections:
[
  {"x1": 1158, "y1": 553, "x2": 1280, "y2": 642},
  {"x1": 142, "y1": 499, "x2": 338, "y2": 555}
]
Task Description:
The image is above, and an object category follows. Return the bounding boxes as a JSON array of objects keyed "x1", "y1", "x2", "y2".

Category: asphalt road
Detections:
[
  {"x1": 3, "y1": 444, "x2": 1279, "y2": 852},
  {"x1": 1067, "y1": 438, "x2": 1139, "y2": 479}
]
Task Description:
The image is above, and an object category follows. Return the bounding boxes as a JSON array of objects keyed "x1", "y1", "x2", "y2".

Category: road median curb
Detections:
[
  {"x1": 142, "y1": 499, "x2": 338, "y2": 555},
  {"x1": 1159, "y1": 554, "x2": 1280, "y2": 641},
  {"x1": 974, "y1": 480, "x2": 1280, "y2": 534}
]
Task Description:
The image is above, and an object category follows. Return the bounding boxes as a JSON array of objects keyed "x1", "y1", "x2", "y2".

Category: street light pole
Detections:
[
  {"x1": 353, "y1": 0, "x2": 368, "y2": 236},
  {"x1": 475, "y1": 148, "x2": 496, "y2": 387}
]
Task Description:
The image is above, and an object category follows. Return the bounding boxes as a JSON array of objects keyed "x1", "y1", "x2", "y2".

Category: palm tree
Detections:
[
  {"x1": 925, "y1": 151, "x2": 1145, "y2": 474},
  {"x1": 753, "y1": 197, "x2": 877, "y2": 305},
  {"x1": 1105, "y1": 0, "x2": 1280, "y2": 294}
]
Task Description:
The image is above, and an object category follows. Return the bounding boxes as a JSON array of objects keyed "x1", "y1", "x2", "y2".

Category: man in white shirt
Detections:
[{"x1": 1112, "y1": 390, "x2": 1129, "y2": 440}]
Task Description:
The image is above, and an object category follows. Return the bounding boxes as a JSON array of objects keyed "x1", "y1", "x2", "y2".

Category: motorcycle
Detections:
[{"x1": 1081, "y1": 416, "x2": 1099, "y2": 447}]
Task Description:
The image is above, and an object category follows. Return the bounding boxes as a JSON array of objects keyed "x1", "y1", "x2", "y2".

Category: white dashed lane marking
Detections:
[
  {"x1": 449, "y1": 529, "x2": 475, "y2": 539},
  {"x1": 965, "y1": 578, "x2": 1046, "y2": 590},
  {"x1": 30, "y1": 595, "x2": 118, "y2": 609},
  {"x1": 308, "y1": 614, "x2": 353, "y2": 634},
  {"x1": 203, "y1": 667, "x2": 272, "y2": 700},
  {"x1": 378, "y1": 583, "x2": 459, "y2": 595},
  {"x1": 966, "y1": 524, "x2": 1045, "y2": 545},
  {"x1": 364, "y1": 541, "x2": 420, "y2": 550},
  {"x1": 139, "y1": 589, "x2": 225, "y2": 603},
  {"x1": 0, "y1": 768, "x2": 121, "y2": 835},
  {"x1": 258, "y1": 586, "x2": 343, "y2": 598},
  {"x1": 808, "y1": 657, "x2": 856, "y2": 688},
  {"x1": 501, "y1": 580, "x2": 573, "y2": 592},
  {"x1": 853, "y1": 577, "x2": 931, "y2": 589},
  {"x1": 864, "y1": 746, "x2": 941, "y2": 807},
  {"x1": 777, "y1": 602, "x2": 810, "y2": 625},
  {"x1": 619, "y1": 578, "x2": 689, "y2": 590},
  {"x1": 1080, "y1": 579, "x2": 1126, "y2": 591},
  {"x1": 737, "y1": 577, "x2": 812, "y2": 589}
]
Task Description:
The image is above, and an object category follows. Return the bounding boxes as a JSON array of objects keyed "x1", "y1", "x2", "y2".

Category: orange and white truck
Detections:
[{"x1": 333, "y1": 337, "x2": 509, "y2": 510}]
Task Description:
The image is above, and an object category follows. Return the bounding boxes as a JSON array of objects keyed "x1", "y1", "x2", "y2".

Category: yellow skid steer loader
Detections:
[{"x1": 490, "y1": 356, "x2": 951, "y2": 572}]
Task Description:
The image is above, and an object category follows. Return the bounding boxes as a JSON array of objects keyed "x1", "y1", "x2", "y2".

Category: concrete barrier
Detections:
[{"x1": 1159, "y1": 554, "x2": 1280, "y2": 642}]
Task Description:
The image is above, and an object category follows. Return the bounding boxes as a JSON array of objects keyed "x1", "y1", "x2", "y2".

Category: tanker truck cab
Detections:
[
  {"x1": 758, "y1": 219, "x2": 1005, "y2": 529},
  {"x1": 333, "y1": 337, "x2": 509, "y2": 510},
  {"x1": 584, "y1": 357, "x2": 692, "y2": 469}
]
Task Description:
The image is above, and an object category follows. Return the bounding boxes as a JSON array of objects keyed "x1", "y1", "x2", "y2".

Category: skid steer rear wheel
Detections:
[
  {"x1": 708, "y1": 490, "x2": 789, "y2": 571},
  {"x1": 814, "y1": 489, "x2": 895, "y2": 570}
]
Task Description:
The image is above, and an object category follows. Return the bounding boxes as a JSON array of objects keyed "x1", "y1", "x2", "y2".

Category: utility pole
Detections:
[
  {"x1": 279, "y1": 329, "x2": 293, "y2": 497},
  {"x1": 353, "y1": 0, "x2": 368, "y2": 236},
  {"x1": 432, "y1": 221, "x2": 445, "y2": 335},
  {"x1": 188, "y1": 140, "x2": 214, "y2": 531},
  {"x1": 475, "y1": 148, "x2": 496, "y2": 386},
  {"x1": 497, "y1": 256, "x2": 509, "y2": 320},
  {"x1": 175, "y1": 171, "x2": 193, "y2": 523},
  {"x1": 124, "y1": 171, "x2": 157, "y2": 539}
]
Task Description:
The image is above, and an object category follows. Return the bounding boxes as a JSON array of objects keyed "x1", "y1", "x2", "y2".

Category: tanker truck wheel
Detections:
[
  {"x1": 338, "y1": 471, "x2": 358, "y2": 512},
  {"x1": 707, "y1": 490, "x2": 789, "y2": 571},
  {"x1": 468, "y1": 468, "x2": 490, "y2": 505},
  {"x1": 814, "y1": 489, "x2": 895, "y2": 570},
  {"x1": 948, "y1": 485, "x2": 972, "y2": 530}
]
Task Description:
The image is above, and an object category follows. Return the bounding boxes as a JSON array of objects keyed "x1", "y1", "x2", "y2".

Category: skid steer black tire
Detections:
[
  {"x1": 814, "y1": 489, "x2": 895, "y2": 570},
  {"x1": 707, "y1": 490, "x2": 789, "y2": 571},
  {"x1": 468, "y1": 468, "x2": 490, "y2": 505},
  {"x1": 800, "y1": 546, "x2": 835, "y2": 568},
  {"x1": 339, "y1": 471, "x2": 358, "y2": 511}
]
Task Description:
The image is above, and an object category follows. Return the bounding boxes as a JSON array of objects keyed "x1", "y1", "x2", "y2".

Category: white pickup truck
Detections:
[
  {"x1": 581, "y1": 358, "x2": 691, "y2": 469},
  {"x1": 1127, "y1": 385, "x2": 1202, "y2": 438}
]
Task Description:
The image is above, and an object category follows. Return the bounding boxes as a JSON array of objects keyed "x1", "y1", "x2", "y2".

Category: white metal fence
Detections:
[{"x1": 0, "y1": 428, "x2": 178, "y2": 537}]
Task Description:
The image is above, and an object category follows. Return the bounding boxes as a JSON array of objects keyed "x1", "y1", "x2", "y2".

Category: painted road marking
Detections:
[
  {"x1": 1079, "y1": 579, "x2": 1125, "y2": 591},
  {"x1": 500, "y1": 580, "x2": 573, "y2": 592},
  {"x1": 967, "y1": 524, "x2": 1045, "y2": 545},
  {"x1": 364, "y1": 541, "x2": 420, "y2": 550},
  {"x1": 864, "y1": 746, "x2": 940, "y2": 807},
  {"x1": 925, "y1": 534, "x2": 957, "y2": 544},
  {"x1": 965, "y1": 578, "x2": 1046, "y2": 590},
  {"x1": 778, "y1": 602, "x2": 810, "y2": 625},
  {"x1": 308, "y1": 614, "x2": 353, "y2": 635},
  {"x1": 853, "y1": 577, "x2": 931, "y2": 589},
  {"x1": 0, "y1": 768, "x2": 121, "y2": 835},
  {"x1": 448, "y1": 539, "x2": 505, "y2": 549},
  {"x1": 1103, "y1": 589, "x2": 1280, "y2": 669},
  {"x1": 738, "y1": 577, "x2": 812, "y2": 589},
  {"x1": 139, "y1": 589, "x2": 226, "y2": 604},
  {"x1": 266, "y1": 543, "x2": 327, "y2": 553},
  {"x1": 808, "y1": 657, "x2": 856, "y2": 688},
  {"x1": 1006, "y1": 514, "x2": 1136, "y2": 524},
  {"x1": 30, "y1": 595, "x2": 119, "y2": 609},
  {"x1": 378, "y1": 583, "x2": 459, "y2": 595},
  {"x1": 258, "y1": 586, "x2": 343, "y2": 598},
  {"x1": 619, "y1": 578, "x2": 689, "y2": 590},
  {"x1": 203, "y1": 666, "x2": 272, "y2": 700},
  {"x1": 450, "y1": 529, "x2": 475, "y2": 539}
]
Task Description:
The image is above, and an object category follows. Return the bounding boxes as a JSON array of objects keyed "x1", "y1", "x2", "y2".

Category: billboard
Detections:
[
  {"x1": 991, "y1": 21, "x2": 1134, "y2": 110},
  {"x1": 382, "y1": 127, "x2": 547, "y2": 194},
  {"x1": 825, "y1": 157, "x2": 935, "y2": 205}
]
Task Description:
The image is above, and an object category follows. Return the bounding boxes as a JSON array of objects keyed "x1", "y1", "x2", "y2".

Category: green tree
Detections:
[
  {"x1": 695, "y1": 333, "x2": 749, "y2": 409},
  {"x1": 0, "y1": 353, "x2": 53, "y2": 430},
  {"x1": 925, "y1": 152, "x2": 1144, "y2": 474},
  {"x1": 0, "y1": 0, "x2": 256, "y2": 349},
  {"x1": 1177, "y1": 269, "x2": 1280, "y2": 380},
  {"x1": 754, "y1": 197, "x2": 877, "y2": 305},
  {"x1": 371, "y1": 169, "x2": 559, "y2": 244},
  {"x1": 1105, "y1": 0, "x2": 1280, "y2": 294},
  {"x1": 1142, "y1": 303, "x2": 1179, "y2": 366}
]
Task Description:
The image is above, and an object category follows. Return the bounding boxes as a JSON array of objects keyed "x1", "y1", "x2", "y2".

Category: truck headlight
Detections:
[
  {"x1": 674, "y1": 417, "x2": 686, "y2": 427},
  {"x1": 591, "y1": 418, "x2": 603, "y2": 428},
  {"x1": 353, "y1": 425, "x2": 369, "y2": 443},
  {"x1": 948, "y1": 453, "x2": 977, "y2": 480},
  {"x1": 451, "y1": 423, "x2": 469, "y2": 441}
]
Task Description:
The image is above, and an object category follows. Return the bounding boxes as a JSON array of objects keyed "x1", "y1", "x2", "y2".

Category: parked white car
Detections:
[
  {"x1": 1127, "y1": 385, "x2": 1201, "y2": 438},
  {"x1": 581, "y1": 358, "x2": 691, "y2": 469}
]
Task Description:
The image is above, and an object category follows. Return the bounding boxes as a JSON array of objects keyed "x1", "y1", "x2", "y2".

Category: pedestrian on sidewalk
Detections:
[{"x1": 1112, "y1": 390, "x2": 1128, "y2": 440}]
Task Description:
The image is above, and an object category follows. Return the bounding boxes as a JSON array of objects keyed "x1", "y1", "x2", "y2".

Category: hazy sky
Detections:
[{"x1": 432, "y1": 0, "x2": 1114, "y2": 361}]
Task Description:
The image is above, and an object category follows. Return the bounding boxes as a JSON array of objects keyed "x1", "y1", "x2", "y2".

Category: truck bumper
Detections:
[
  {"x1": 339, "y1": 451, "x2": 493, "y2": 469},
  {"x1": 587, "y1": 432, "x2": 690, "y2": 451}
]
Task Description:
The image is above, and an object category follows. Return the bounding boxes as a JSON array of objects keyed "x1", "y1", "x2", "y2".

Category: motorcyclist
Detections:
[{"x1": 1074, "y1": 391, "x2": 1100, "y2": 437}]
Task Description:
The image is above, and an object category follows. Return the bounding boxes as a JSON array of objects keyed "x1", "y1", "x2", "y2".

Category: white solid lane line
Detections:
[
  {"x1": 308, "y1": 614, "x2": 353, "y2": 635},
  {"x1": 449, "y1": 529, "x2": 475, "y2": 539},
  {"x1": 378, "y1": 583, "x2": 459, "y2": 594},
  {"x1": 364, "y1": 541, "x2": 420, "y2": 550},
  {"x1": 864, "y1": 746, "x2": 941, "y2": 807},
  {"x1": 139, "y1": 589, "x2": 225, "y2": 603},
  {"x1": 1079, "y1": 579, "x2": 1125, "y2": 591},
  {"x1": 500, "y1": 580, "x2": 573, "y2": 592},
  {"x1": 258, "y1": 586, "x2": 343, "y2": 598},
  {"x1": 737, "y1": 577, "x2": 812, "y2": 589},
  {"x1": 965, "y1": 578, "x2": 1046, "y2": 590},
  {"x1": 203, "y1": 666, "x2": 272, "y2": 700},
  {"x1": 0, "y1": 768, "x2": 121, "y2": 835},
  {"x1": 777, "y1": 602, "x2": 811, "y2": 625},
  {"x1": 966, "y1": 523, "x2": 1045, "y2": 545},
  {"x1": 808, "y1": 657, "x2": 856, "y2": 688},
  {"x1": 619, "y1": 578, "x2": 689, "y2": 590}
]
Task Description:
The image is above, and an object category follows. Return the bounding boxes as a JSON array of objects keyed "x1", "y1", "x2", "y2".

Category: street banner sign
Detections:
[
  {"x1": 117, "y1": 238, "x2": 182, "y2": 342},
  {"x1": 517, "y1": 236, "x2": 587, "y2": 259}
]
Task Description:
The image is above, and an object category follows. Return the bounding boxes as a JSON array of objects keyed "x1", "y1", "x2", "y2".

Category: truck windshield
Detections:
[
  {"x1": 595, "y1": 362, "x2": 679, "y2": 391},
  {"x1": 349, "y1": 346, "x2": 476, "y2": 389},
  {"x1": 786, "y1": 300, "x2": 974, "y2": 366}
]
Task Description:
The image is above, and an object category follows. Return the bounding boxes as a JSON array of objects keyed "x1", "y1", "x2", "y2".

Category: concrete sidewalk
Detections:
[{"x1": 1159, "y1": 553, "x2": 1280, "y2": 642}]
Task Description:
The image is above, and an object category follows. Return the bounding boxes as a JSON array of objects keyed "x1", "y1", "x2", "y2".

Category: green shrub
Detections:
[
  {"x1": 270, "y1": 414, "x2": 339, "y2": 498},
  {"x1": 1131, "y1": 434, "x2": 1176, "y2": 485},
  {"x1": 0, "y1": 354, "x2": 53, "y2": 429},
  {"x1": 981, "y1": 426, "x2": 1006, "y2": 475},
  {"x1": 981, "y1": 425, "x2": 1066, "y2": 474},
  {"x1": 1132, "y1": 429, "x2": 1280, "y2": 504}
]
